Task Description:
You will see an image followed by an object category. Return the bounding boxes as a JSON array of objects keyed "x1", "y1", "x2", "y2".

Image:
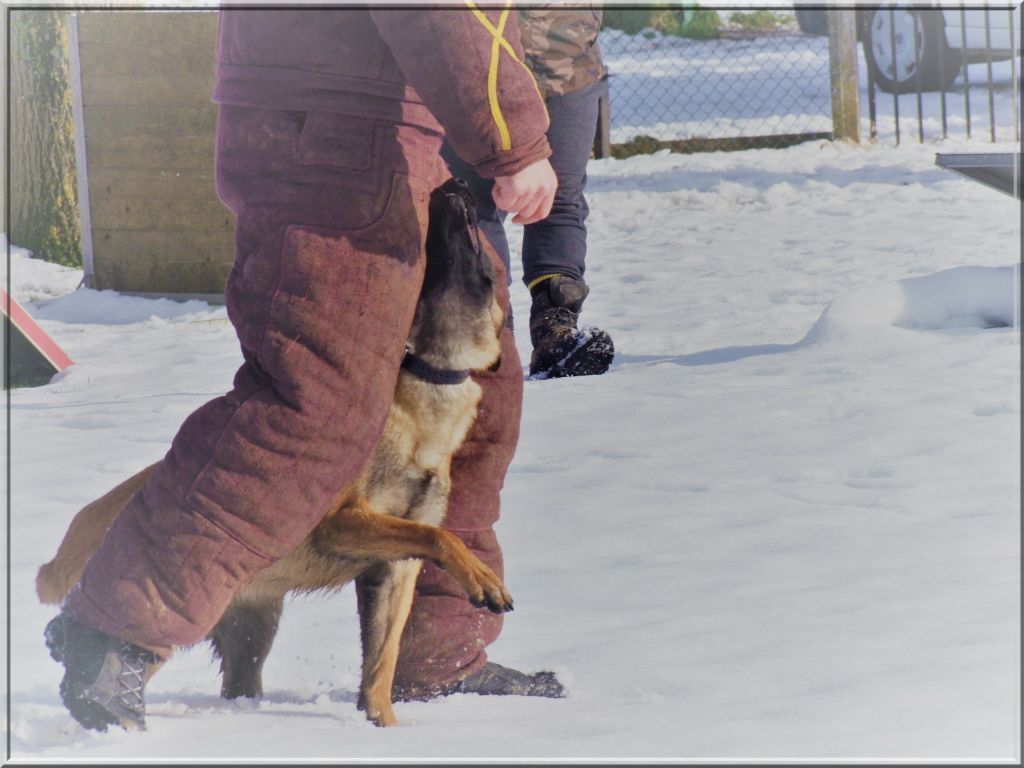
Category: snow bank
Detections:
[
  {"x1": 807, "y1": 265, "x2": 1020, "y2": 343},
  {"x1": 3, "y1": 235, "x2": 82, "y2": 304},
  {"x1": 30, "y1": 288, "x2": 216, "y2": 327},
  {"x1": 5, "y1": 241, "x2": 216, "y2": 326}
]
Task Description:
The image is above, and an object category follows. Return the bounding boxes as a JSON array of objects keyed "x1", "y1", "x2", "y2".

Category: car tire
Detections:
[
  {"x1": 795, "y1": 8, "x2": 829, "y2": 37},
  {"x1": 862, "y1": 7, "x2": 960, "y2": 93}
]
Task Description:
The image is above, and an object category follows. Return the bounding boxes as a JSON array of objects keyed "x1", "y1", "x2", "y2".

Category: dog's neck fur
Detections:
[{"x1": 391, "y1": 365, "x2": 483, "y2": 487}]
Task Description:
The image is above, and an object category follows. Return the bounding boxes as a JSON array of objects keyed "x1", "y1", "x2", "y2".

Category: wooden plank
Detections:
[
  {"x1": 90, "y1": 198, "x2": 234, "y2": 233},
  {"x1": 91, "y1": 229, "x2": 233, "y2": 294},
  {"x1": 93, "y1": 258, "x2": 231, "y2": 295},
  {"x1": 84, "y1": 105, "x2": 217, "y2": 138},
  {"x1": 82, "y1": 73, "x2": 216, "y2": 107},
  {"x1": 85, "y1": 134, "x2": 216, "y2": 171},
  {"x1": 76, "y1": 10, "x2": 218, "y2": 45},
  {"x1": 79, "y1": 40, "x2": 215, "y2": 78},
  {"x1": 92, "y1": 229, "x2": 234, "y2": 261},
  {"x1": 87, "y1": 167, "x2": 220, "y2": 202}
]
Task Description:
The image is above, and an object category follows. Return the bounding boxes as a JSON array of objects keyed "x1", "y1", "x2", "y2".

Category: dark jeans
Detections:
[{"x1": 441, "y1": 79, "x2": 605, "y2": 289}]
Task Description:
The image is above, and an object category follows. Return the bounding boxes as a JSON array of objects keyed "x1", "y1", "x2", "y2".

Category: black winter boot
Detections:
[
  {"x1": 453, "y1": 661, "x2": 567, "y2": 698},
  {"x1": 45, "y1": 613, "x2": 160, "y2": 732},
  {"x1": 529, "y1": 275, "x2": 614, "y2": 379}
]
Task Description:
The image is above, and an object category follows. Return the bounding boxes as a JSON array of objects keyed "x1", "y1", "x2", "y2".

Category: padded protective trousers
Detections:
[{"x1": 65, "y1": 106, "x2": 522, "y2": 691}]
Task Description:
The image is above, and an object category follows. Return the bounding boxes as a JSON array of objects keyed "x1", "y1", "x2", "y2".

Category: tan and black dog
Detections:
[{"x1": 37, "y1": 178, "x2": 513, "y2": 727}]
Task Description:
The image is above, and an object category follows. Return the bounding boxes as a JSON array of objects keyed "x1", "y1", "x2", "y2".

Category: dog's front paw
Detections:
[
  {"x1": 435, "y1": 530, "x2": 514, "y2": 614},
  {"x1": 464, "y1": 566, "x2": 514, "y2": 615},
  {"x1": 368, "y1": 705, "x2": 398, "y2": 728},
  {"x1": 358, "y1": 692, "x2": 398, "y2": 727}
]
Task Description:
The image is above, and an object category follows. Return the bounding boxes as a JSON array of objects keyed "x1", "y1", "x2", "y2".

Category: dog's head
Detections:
[{"x1": 409, "y1": 178, "x2": 504, "y2": 372}]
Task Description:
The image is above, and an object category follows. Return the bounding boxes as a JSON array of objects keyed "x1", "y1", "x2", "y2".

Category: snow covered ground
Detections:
[{"x1": 3, "y1": 138, "x2": 1021, "y2": 761}]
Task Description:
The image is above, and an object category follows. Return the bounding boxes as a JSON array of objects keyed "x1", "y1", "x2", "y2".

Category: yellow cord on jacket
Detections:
[
  {"x1": 488, "y1": 8, "x2": 513, "y2": 150},
  {"x1": 464, "y1": 0, "x2": 548, "y2": 151}
]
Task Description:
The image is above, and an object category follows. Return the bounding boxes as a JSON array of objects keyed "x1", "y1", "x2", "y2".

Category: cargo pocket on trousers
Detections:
[
  {"x1": 294, "y1": 113, "x2": 409, "y2": 232},
  {"x1": 297, "y1": 112, "x2": 378, "y2": 172}
]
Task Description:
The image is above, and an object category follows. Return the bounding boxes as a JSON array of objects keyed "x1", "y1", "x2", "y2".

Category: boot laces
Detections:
[
  {"x1": 113, "y1": 643, "x2": 151, "y2": 711},
  {"x1": 532, "y1": 306, "x2": 580, "y2": 346},
  {"x1": 545, "y1": 306, "x2": 579, "y2": 337}
]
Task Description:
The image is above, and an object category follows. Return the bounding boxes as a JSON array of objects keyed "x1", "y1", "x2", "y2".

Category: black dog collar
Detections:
[{"x1": 401, "y1": 348, "x2": 470, "y2": 386}]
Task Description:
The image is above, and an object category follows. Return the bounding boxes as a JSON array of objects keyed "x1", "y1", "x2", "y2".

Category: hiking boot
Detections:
[
  {"x1": 44, "y1": 613, "x2": 160, "y2": 732},
  {"x1": 453, "y1": 661, "x2": 567, "y2": 698},
  {"x1": 529, "y1": 275, "x2": 614, "y2": 379}
]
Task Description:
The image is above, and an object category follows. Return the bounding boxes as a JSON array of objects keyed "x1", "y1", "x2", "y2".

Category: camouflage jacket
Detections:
[{"x1": 519, "y1": 6, "x2": 606, "y2": 98}]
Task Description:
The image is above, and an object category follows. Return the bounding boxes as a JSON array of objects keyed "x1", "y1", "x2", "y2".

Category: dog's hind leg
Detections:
[
  {"x1": 209, "y1": 594, "x2": 284, "y2": 699},
  {"x1": 355, "y1": 559, "x2": 423, "y2": 727}
]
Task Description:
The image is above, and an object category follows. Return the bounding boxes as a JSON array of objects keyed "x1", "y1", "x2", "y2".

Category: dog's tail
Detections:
[{"x1": 36, "y1": 463, "x2": 159, "y2": 604}]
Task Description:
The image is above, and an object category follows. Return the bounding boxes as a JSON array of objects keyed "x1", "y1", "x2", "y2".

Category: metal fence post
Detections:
[
  {"x1": 593, "y1": 87, "x2": 611, "y2": 159},
  {"x1": 827, "y1": 9, "x2": 860, "y2": 143}
]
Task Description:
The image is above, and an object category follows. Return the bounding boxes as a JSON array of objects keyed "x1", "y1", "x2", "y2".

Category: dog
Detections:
[{"x1": 37, "y1": 177, "x2": 513, "y2": 728}]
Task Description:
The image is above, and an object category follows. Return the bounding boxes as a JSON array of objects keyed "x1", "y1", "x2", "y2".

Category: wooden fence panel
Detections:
[{"x1": 73, "y1": 10, "x2": 231, "y2": 299}]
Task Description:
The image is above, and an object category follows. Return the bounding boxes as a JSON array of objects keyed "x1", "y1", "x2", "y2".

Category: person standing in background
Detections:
[{"x1": 442, "y1": 6, "x2": 615, "y2": 379}]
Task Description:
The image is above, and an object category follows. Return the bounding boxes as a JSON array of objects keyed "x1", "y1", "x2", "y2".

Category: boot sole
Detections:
[{"x1": 532, "y1": 328, "x2": 614, "y2": 379}]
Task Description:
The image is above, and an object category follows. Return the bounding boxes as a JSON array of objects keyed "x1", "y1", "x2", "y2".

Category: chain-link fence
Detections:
[
  {"x1": 598, "y1": 8, "x2": 1021, "y2": 156},
  {"x1": 599, "y1": 15, "x2": 834, "y2": 155}
]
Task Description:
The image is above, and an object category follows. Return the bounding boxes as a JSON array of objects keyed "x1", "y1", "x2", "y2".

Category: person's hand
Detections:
[{"x1": 492, "y1": 158, "x2": 557, "y2": 225}]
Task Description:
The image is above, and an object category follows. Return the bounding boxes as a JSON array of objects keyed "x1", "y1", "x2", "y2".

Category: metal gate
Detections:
[{"x1": 861, "y1": 6, "x2": 1020, "y2": 144}]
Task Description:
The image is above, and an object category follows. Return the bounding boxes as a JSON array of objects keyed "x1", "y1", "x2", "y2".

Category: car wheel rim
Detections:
[{"x1": 870, "y1": 9, "x2": 925, "y2": 83}]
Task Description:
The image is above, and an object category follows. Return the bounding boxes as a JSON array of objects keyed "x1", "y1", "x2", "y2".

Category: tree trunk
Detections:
[{"x1": 9, "y1": 10, "x2": 81, "y2": 267}]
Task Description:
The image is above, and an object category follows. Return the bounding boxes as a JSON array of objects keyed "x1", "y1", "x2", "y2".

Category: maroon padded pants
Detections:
[{"x1": 65, "y1": 105, "x2": 522, "y2": 692}]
